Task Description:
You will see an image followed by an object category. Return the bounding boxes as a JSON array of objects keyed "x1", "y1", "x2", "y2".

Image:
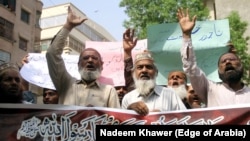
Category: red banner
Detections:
[{"x1": 0, "y1": 104, "x2": 249, "y2": 140}]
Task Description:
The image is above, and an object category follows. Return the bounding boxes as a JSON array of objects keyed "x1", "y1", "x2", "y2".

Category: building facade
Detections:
[
  {"x1": 40, "y1": 3, "x2": 116, "y2": 55},
  {"x1": 205, "y1": 0, "x2": 250, "y2": 53},
  {"x1": 0, "y1": 0, "x2": 43, "y2": 65}
]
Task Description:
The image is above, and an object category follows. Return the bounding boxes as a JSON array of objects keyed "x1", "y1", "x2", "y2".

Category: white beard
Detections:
[
  {"x1": 133, "y1": 73, "x2": 156, "y2": 97},
  {"x1": 78, "y1": 67, "x2": 101, "y2": 81},
  {"x1": 170, "y1": 84, "x2": 187, "y2": 101}
]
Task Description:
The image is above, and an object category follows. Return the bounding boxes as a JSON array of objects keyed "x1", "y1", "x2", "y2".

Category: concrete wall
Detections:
[{"x1": 205, "y1": 0, "x2": 250, "y2": 53}]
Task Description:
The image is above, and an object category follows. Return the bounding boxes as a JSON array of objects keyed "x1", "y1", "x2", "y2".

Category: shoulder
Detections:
[
  {"x1": 99, "y1": 83, "x2": 116, "y2": 89},
  {"x1": 123, "y1": 89, "x2": 138, "y2": 99},
  {"x1": 98, "y1": 83, "x2": 117, "y2": 94},
  {"x1": 154, "y1": 85, "x2": 175, "y2": 94}
]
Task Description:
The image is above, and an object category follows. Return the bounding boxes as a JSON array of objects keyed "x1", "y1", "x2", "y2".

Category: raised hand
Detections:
[
  {"x1": 64, "y1": 6, "x2": 88, "y2": 30},
  {"x1": 123, "y1": 29, "x2": 138, "y2": 59},
  {"x1": 21, "y1": 54, "x2": 29, "y2": 65},
  {"x1": 177, "y1": 8, "x2": 196, "y2": 38}
]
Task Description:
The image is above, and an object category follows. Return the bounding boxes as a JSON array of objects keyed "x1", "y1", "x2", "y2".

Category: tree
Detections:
[
  {"x1": 227, "y1": 11, "x2": 250, "y2": 84},
  {"x1": 120, "y1": 1, "x2": 250, "y2": 85},
  {"x1": 119, "y1": 0, "x2": 209, "y2": 39}
]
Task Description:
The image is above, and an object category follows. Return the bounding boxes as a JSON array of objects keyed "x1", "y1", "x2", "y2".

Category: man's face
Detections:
[
  {"x1": 78, "y1": 50, "x2": 103, "y2": 81},
  {"x1": 168, "y1": 71, "x2": 186, "y2": 88},
  {"x1": 134, "y1": 59, "x2": 156, "y2": 80},
  {"x1": 133, "y1": 59, "x2": 156, "y2": 96},
  {"x1": 115, "y1": 86, "x2": 128, "y2": 104},
  {"x1": 78, "y1": 50, "x2": 103, "y2": 71},
  {"x1": 218, "y1": 53, "x2": 243, "y2": 82},
  {"x1": 0, "y1": 69, "x2": 22, "y2": 98},
  {"x1": 43, "y1": 89, "x2": 59, "y2": 104},
  {"x1": 186, "y1": 85, "x2": 202, "y2": 108}
]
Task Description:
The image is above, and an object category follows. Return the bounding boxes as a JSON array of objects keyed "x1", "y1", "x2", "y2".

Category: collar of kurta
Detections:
[
  {"x1": 221, "y1": 81, "x2": 246, "y2": 92},
  {"x1": 76, "y1": 79, "x2": 101, "y2": 88}
]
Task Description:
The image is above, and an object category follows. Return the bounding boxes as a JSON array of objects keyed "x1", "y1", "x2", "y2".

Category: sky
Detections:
[{"x1": 42, "y1": 0, "x2": 128, "y2": 41}]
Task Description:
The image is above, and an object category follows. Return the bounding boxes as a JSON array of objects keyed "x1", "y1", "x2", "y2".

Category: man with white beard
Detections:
[
  {"x1": 167, "y1": 70, "x2": 188, "y2": 100},
  {"x1": 46, "y1": 7, "x2": 120, "y2": 108},
  {"x1": 171, "y1": 84, "x2": 187, "y2": 103},
  {"x1": 122, "y1": 51, "x2": 186, "y2": 116},
  {"x1": 167, "y1": 70, "x2": 204, "y2": 109}
]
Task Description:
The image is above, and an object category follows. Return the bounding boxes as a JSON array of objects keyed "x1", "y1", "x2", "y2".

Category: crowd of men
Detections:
[{"x1": 1, "y1": 7, "x2": 250, "y2": 117}]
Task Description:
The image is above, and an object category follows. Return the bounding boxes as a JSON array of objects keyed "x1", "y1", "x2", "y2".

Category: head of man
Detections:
[
  {"x1": 0, "y1": 63, "x2": 23, "y2": 103},
  {"x1": 167, "y1": 70, "x2": 188, "y2": 101},
  {"x1": 132, "y1": 51, "x2": 158, "y2": 97},
  {"x1": 218, "y1": 52, "x2": 243, "y2": 83},
  {"x1": 78, "y1": 48, "x2": 104, "y2": 83},
  {"x1": 43, "y1": 88, "x2": 59, "y2": 104},
  {"x1": 186, "y1": 85, "x2": 202, "y2": 108},
  {"x1": 115, "y1": 85, "x2": 128, "y2": 104},
  {"x1": 167, "y1": 70, "x2": 187, "y2": 88}
]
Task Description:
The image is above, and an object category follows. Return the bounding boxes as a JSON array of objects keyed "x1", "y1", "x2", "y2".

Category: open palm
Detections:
[
  {"x1": 177, "y1": 8, "x2": 196, "y2": 34},
  {"x1": 67, "y1": 6, "x2": 87, "y2": 27}
]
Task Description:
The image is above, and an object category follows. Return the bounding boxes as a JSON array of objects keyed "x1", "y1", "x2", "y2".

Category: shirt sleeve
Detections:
[
  {"x1": 180, "y1": 38, "x2": 209, "y2": 105},
  {"x1": 46, "y1": 28, "x2": 73, "y2": 94},
  {"x1": 124, "y1": 57, "x2": 134, "y2": 92}
]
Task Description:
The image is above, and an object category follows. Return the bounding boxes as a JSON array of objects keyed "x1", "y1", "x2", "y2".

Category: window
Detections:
[
  {"x1": 0, "y1": 16, "x2": 14, "y2": 40},
  {"x1": 40, "y1": 14, "x2": 67, "y2": 28},
  {"x1": 69, "y1": 37, "x2": 84, "y2": 53},
  {"x1": 40, "y1": 40, "x2": 51, "y2": 51},
  {"x1": 76, "y1": 24, "x2": 103, "y2": 41},
  {"x1": 21, "y1": 9, "x2": 30, "y2": 24},
  {"x1": 0, "y1": 50, "x2": 10, "y2": 65},
  {"x1": 40, "y1": 14, "x2": 105, "y2": 41},
  {"x1": 0, "y1": 17, "x2": 4, "y2": 36},
  {"x1": 35, "y1": 11, "x2": 41, "y2": 28},
  {"x1": 0, "y1": 0, "x2": 16, "y2": 11},
  {"x1": 19, "y1": 37, "x2": 28, "y2": 51},
  {"x1": 41, "y1": 44, "x2": 48, "y2": 51}
]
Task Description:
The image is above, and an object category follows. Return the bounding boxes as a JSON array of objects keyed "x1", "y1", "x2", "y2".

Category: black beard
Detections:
[{"x1": 218, "y1": 69, "x2": 243, "y2": 83}]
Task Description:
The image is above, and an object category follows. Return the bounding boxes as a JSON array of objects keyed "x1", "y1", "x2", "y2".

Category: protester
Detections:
[
  {"x1": 122, "y1": 51, "x2": 186, "y2": 116},
  {"x1": 115, "y1": 28, "x2": 137, "y2": 105},
  {"x1": 43, "y1": 88, "x2": 59, "y2": 104},
  {"x1": 167, "y1": 70, "x2": 204, "y2": 109},
  {"x1": 115, "y1": 86, "x2": 128, "y2": 105},
  {"x1": 186, "y1": 85, "x2": 205, "y2": 108},
  {"x1": 0, "y1": 63, "x2": 28, "y2": 103},
  {"x1": 167, "y1": 70, "x2": 187, "y2": 87},
  {"x1": 177, "y1": 8, "x2": 250, "y2": 107},
  {"x1": 167, "y1": 70, "x2": 188, "y2": 100},
  {"x1": 46, "y1": 6, "x2": 120, "y2": 108}
]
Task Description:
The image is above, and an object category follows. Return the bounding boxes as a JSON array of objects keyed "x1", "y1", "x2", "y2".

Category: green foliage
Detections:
[
  {"x1": 120, "y1": 1, "x2": 250, "y2": 84},
  {"x1": 119, "y1": 0, "x2": 209, "y2": 39},
  {"x1": 227, "y1": 11, "x2": 250, "y2": 84}
]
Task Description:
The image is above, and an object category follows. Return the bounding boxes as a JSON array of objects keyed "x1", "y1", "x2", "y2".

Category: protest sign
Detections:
[{"x1": 147, "y1": 19, "x2": 230, "y2": 85}]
